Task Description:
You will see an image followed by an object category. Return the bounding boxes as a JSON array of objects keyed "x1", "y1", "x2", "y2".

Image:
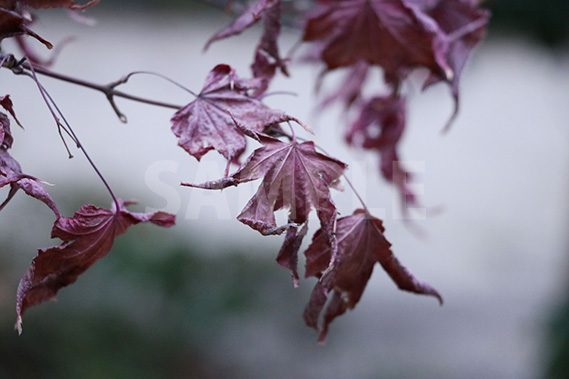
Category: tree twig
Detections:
[{"x1": 1, "y1": 55, "x2": 184, "y2": 122}]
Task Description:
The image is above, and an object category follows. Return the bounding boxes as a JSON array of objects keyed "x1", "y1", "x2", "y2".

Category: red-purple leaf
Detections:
[
  {"x1": 345, "y1": 94, "x2": 417, "y2": 208},
  {"x1": 276, "y1": 223, "x2": 308, "y2": 287},
  {"x1": 303, "y1": 0, "x2": 452, "y2": 84},
  {"x1": 205, "y1": 0, "x2": 286, "y2": 90},
  {"x1": 16, "y1": 199, "x2": 175, "y2": 333},
  {"x1": 0, "y1": 95, "x2": 22, "y2": 129},
  {"x1": 317, "y1": 61, "x2": 369, "y2": 110},
  {"x1": 184, "y1": 133, "x2": 346, "y2": 280},
  {"x1": 185, "y1": 134, "x2": 346, "y2": 234},
  {"x1": 419, "y1": 0, "x2": 489, "y2": 130},
  {"x1": 304, "y1": 209, "x2": 442, "y2": 342},
  {"x1": 0, "y1": 6, "x2": 52, "y2": 48},
  {"x1": 0, "y1": 114, "x2": 58, "y2": 215},
  {"x1": 205, "y1": 0, "x2": 279, "y2": 50},
  {"x1": 0, "y1": 0, "x2": 97, "y2": 47},
  {"x1": 0, "y1": 111, "x2": 13, "y2": 149},
  {"x1": 171, "y1": 64, "x2": 297, "y2": 162},
  {"x1": 250, "y1": 0, "x2": 287, "y2": 89}
]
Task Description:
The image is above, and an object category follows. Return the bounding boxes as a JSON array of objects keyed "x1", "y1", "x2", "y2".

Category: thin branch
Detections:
[
  {"x1": 25, "y1": 59, "x2": 120, "y2": 209},
  {"x1": 2, "y1": 56, "x2": 184, "y2": 122}
]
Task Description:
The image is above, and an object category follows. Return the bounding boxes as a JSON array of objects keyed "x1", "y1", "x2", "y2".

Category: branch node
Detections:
[{"x1": 105, "y1": 90, "x2": 128, "y2": 123}]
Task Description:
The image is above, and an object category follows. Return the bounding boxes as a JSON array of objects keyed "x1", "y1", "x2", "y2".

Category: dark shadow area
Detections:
[
  {"x1": 486, "y1": 0, "x2": 569, "y2": 47},
  {"x1": 0, "y1": 222, "x2": 309, "y2": 378}
]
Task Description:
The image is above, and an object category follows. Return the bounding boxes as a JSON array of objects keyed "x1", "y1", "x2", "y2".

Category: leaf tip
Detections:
[
  {"x1": 434, "y1": 291, "x2": 444, "y2": 306},
  {"x1": 15, "y1": 316, "x2": 22, "y2": 335}
]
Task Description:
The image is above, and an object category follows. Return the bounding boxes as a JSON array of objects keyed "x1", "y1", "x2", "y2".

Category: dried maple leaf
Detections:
[
  {"x1": 317, "y1": 61, "x2": 369, "y2": 110},
  {"x1": 419, "y1": 0, "x2": 489, "y2": 130},
  {"x1": 345, "y1": 94, "x2": 417, "y2": 208},
  {"x1": 303, "y1": 209, "x2": 442, "y2": 342},
  {"x1": 302, "y1": 0, "x2": 452, "y2": 84},
  {"x1": 0, "y1": 95, "x2": 22, "y2": 129},
  {"x1": 249, "y1": 0, "x2": 287, "y2": 91},
  {"x1": 205, "y1": 0, "x2": 278, "y2": 48},
  {"x1": 0, "y1": 113, "x2": 58, "y2": 215},
  {"x1": 0, "y1": 0, "x2": 97, "y2": 46},
  {"x1": 0, "y1": 110, "x2": 13, "y2": 149},
  {"x1": 0, "y1": 6, "x2": 52, "y2": 47},
  {"x1": 184, "y1": 133, "x2": 347, "y2": 281},
  {"x1": 171, "y1": 64, "x2": 297, "y2": 163},
  {"x1": 205, "y1": 0, "x2": 287, "y2": 90},
  {"x1": 276, "y1": 223, "x2": 308, "y2": 287},
  {"x1": 16, "y1": 199, "x2": 175, "y2": 333}
]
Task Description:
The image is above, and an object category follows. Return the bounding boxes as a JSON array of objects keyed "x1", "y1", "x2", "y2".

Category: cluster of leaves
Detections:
[
  {"x1": 0, "y1": 0, "x2": 489, "y2": 341},
  {"x1": 1, "y1": 0, "x2": 176, "y2": 334},
  {"x1": 184, "y1": 0, "x2": 488, "y2": 340}
]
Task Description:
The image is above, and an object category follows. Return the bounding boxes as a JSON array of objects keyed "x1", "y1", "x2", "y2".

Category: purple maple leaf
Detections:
[
  {"x1": 171, "y1": 64, "x2": 297, "y2": 163},
  {"x1": 184, "y1": 133, "x2": 347, "y2": 283},
  {"x1": 345, "y1": 94, "x2": 418, "y2": 209},
  {"x1": 418, "y1": 0, "x2": 489, "y2": 130},
  {"x1": 302, "y1": 0, "x2": 452, "y2": 84},
  {"x1": 0, "y1": 112, "x2": 58, "y2": 215},
  {"x1": 16, "y1": 199, "x2": 175, "y2": 334},
  {"x1": 205, "y1": 0, "x2": 287, "y2": 91},
  {"x1": 304, "y1": 209, "x2": 442, "y2": 342}
]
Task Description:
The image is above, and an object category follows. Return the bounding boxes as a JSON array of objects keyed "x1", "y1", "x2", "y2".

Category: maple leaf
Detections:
[
  {"x1": 303, "y1": 209, "x2": 442, "y2": 342},
  {"x1": 419, "y1": 0, "x2": 489, "y2": 130},
  {"x1": 0, "y1": 94, "x2": 22, "y2": 129},
  {"x1": 0, "y1": 0, "x2": 97, "y2": 46},
  {"x1": 345, "y1": 94, "x2": 417, "y2": 208},
  {"x1": 302, "y1": 0, "x2": 452, "y2": 84},
  {"x1": 205, "y1": 0, "x2": 287, "y2": 90},
  {"x1": 276, "y1": 223, "x2": 308, "y2": 287},
  {"x1": 205, "y1": 0, "x2": 278, "y2": 48},
  {"x1": 171, "y1": 64, "x2": 297, "y2": 163},
  {"x1": 249, "y1": 0, "x2": 288, "y2": 92},
  {"x1": 0, "y1": 109, "x2": 14, "y2": 149},
  {"x1": 0, "y1": 113, "x2": 59, "y2": 215},
  {"x1": 317, "y1": 61, "x2": 369, "y2": 110},
  {"x1": 184, "y1": 133, "x2": 347, "y2": 281},
  {"x1": 0, "y1": 6, "x2": 52, "y2": 48},
  {"x1": 16, "y1": 199, "x2": 175, "y2": 334}
]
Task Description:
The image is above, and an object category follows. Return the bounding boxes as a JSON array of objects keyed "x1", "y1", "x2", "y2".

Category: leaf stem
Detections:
[{"x1": 111, "y1": 71, "x2": 198, "y2": 97}]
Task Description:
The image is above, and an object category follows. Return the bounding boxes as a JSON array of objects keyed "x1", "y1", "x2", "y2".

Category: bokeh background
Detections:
[{"x1": 1, "y1": 1, "x2": 569, "y2": 378}]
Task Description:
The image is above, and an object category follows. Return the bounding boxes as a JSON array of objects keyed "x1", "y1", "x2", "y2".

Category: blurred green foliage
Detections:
[
  {"x1": 0, "y1": 225, "x2": 304, "y2": 378},
  {"x1": 486, "y1": 0, "x2": 569, "y2": 46},
  {"x1": 543, "y1": 297, "x2": 569, "y2": 379}
]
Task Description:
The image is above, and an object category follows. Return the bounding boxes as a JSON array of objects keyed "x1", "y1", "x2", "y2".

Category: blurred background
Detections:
[{"x1": 1, "y1": 0, "x2": 569, "y2": 378}]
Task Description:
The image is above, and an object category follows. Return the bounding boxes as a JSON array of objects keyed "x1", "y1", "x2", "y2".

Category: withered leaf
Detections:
[
  {"x1": 185, "y1": 133, "x2": 346, "y2": 235},
  {"x1": 171, "y1": 64, "x2": 296, "y2": 162},
  {"x1": 303, "y1": 0, "x2": 452, "y2": 84},
  {"x1": 0, "y1": 6, "x2": 52, "y2": 47},
  {"x1": 16, "y1": 199, "x2": 175, "y2": 333},
  {"x1": 206, "y1": 0, "x2": 286, "y2": 90},
  {"x1": 304, "y1": 209, "x2": 442, "y2": 342},
  {"x1": 0, "y1": 113, "x2": 58, "y2": 215},
  {"x1": 184, "y1": 133, "x2": 346, "y2": 280},
  {"x1": 419, "y1": 0, "x2": 489, "y2": 130},
  {"x1": 345, "y1": 94, "x2": 417, "y2": 208},
  {"x1": 0, "y1": 95, "x2": 22, "y2": 129}
]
